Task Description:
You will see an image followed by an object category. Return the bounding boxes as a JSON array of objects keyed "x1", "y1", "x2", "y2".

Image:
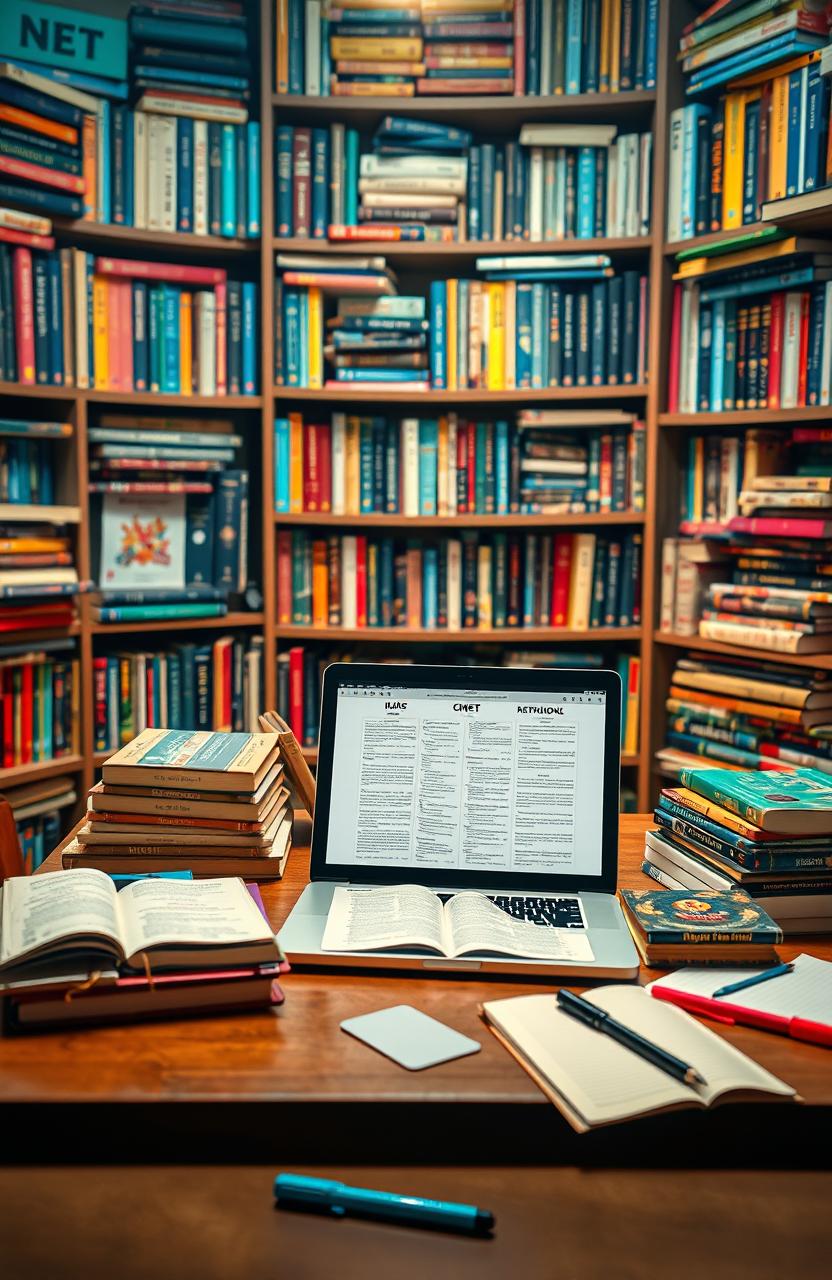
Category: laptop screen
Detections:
[{"x1": 323, "y1": 681, "x2": 608, "y2": 881}]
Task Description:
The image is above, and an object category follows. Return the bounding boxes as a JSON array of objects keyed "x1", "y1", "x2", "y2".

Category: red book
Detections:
[
  {"x1": 456, "y1": 418, "x2": 468, "y2": 514},
  {"x1": 146, "y1": 662, "x2": 155, "y2": 727},
  {"x1": 21, "y1": 662, "x2": 33, "y2": 764},
  {"x1": 506, "y1": 536, "x2": 521, "y2": 627},
  {"x1": 0, "y1": 228, "x2": 55, "y2": 250},
  {"x1": 767, "y1": 291, "x2": 784, "y2": 409},
  {"x1": 215, "y1": 280, "x2": 227, "y2": 396},
  {"x1": 729, "y1": 515, "x2": 832, "y2": 539},
  {"x1": 2, "y1": 670, "x2": 12, "y2": 767},
  {"x1": 12, "y1": 247, "x2": 35, "y2": 385},
  {"x1": 94, "y1": 258, "x2": 226, "y2": 285},
  {"x1": 797, "y1": 291, "x2": 810, "y2": 407},
  {"x1": 406, "y1": 543, "x2": 422, "y2": 629},
  {"x1": 0, "y1": 153, "x2": 84, "y2": 194},
  {"x1": 551, "y1": 534, "x2": 574, "y2": 627},
  {"x1": 288, "y1": 646, "x2": 304, "y2": 740},
  {"x1": 792, "y1": 427, "x2": 832, "y2": 443},
  {"x1": 466, "y1": 421, "x2": 476, "y2": 512},
  {"x1": 318, "y1": 424, "x2": 332, "y2": 512},
  {"x1": 93, "y1": 656, "x2": 107, "y2": 751},
  {"x1": 599, "y1": 434, "x2": 613, "y2": 510},
  {"x1": 292, "y1": 127, "x2": 312, "y2": 239},
  {"x1": 220, "y1": 639, "x2": 232, "y2": 731},
  {"x1": 276, "y1": 530, "x2": 292, "y2": 625},
  {"x1": 303, "y1": 422, "x2": 321, "y2": 511},
  {"x1": 355, "y1": 535, "x2": 368, "y2": 627},
  {"x1": 667, "y1": 284, "x2": 682, "y2": 412}
]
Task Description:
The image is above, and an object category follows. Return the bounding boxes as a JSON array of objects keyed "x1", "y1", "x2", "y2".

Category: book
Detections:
[
  {"x1": 620, "y1": 886, "x2": 782, "y2": 966},
  {"x1": 101, "y1": 728, "x2": 281, "y2": 792},
  {"x1": 480, "y1": 986, "x2": 795, "y2": 1133},
  {"x1": 677, "y1": 766, "x2": 832, "y2": 834}
]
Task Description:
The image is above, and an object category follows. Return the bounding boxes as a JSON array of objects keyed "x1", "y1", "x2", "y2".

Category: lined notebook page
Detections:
[
  {"x1": 648, "y1": 954, "x2": 832, "y2": 1024},
  {"x1": 483, "y1": 987, "x2": 794, "y2": 1129}
]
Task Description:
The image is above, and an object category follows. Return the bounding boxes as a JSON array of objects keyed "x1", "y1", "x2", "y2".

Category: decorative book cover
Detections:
[
  {"x1": 678, "y1": 767, "x2": 832, "y2": 831},
  {"x1": 99, "y1": 492, "x2": 186, "y2": 589},
  {"x1": 619, "y1": 888, "x2": 783, "y2": 945}
]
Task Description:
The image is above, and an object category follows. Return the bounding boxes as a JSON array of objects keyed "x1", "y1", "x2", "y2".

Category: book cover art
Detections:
[
  {"x1": 99, "y1": 492, "x2": 185, "y2": 589},
  {"x1": 620, "y1": 888, "x2": 782, "y2": 944}
]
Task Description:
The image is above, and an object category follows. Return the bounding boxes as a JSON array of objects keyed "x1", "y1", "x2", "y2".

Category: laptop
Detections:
[{"x1": 279, "y1": 663, "x2": 639, "y2": 979}]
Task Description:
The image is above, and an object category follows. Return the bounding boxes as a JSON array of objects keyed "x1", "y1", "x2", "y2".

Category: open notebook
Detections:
[{"x1": 481, "y1": 986, "x2": 797, "y2": 1133}]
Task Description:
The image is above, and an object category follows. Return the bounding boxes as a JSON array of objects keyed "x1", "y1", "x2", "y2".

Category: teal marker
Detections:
[{"x1": 274, "y1": 1174, "x2": 494, "y2": 1235}]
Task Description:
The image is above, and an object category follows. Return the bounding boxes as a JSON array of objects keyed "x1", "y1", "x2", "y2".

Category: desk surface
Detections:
[{"x1": 4, "y1": 814, "x2": 831, "y2": 1126}]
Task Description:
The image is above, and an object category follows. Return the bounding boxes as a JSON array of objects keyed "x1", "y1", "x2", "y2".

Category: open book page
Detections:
[
  {"x1": 118, "y1": 877, "x2": 273, "y2": 962},
  {"x1": 446, "y1": 893, "x2": 595, "y2": 963},
  {"x1": 483, "y1": 987, "x2": 795, "y2": 1130},
  {"x1": 647, "y1": 954, "x2": 832, "y2": 1024},
  {"x1": 0, "y1": 869, "x2": 123, "y2": 970},
  {"x1": 320, "y1": 885, "x2": 446, "y2": 954}
]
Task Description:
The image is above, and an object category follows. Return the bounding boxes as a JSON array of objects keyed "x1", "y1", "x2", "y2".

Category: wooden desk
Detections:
[{"x1": 3, "y1": 815, "x2": 831, "y2": 1163}]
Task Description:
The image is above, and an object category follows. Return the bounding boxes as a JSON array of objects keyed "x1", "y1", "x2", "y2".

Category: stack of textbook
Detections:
[
  {"x1": 642, "y1": 765, "x2": 832, "y2": 935},
  {"x1": 63, "y1": 729, "x2": 293, "y2": 881}
]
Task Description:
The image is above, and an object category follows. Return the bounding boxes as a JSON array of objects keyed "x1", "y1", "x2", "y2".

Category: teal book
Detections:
[
  {"x1": 418, "y1": 419, "x2": 438, "y2": 516},
  {"x1": 94, "y1": 604, "x2": 228, "y2": 622},
  {"x1": 677, "y1": 767, "x2": 832, "y2": 835},
  {"x1": 620, "y1": 888, "x2": 782, "y2": 946}
]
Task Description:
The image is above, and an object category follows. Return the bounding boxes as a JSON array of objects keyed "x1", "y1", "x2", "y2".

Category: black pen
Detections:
[{"x1": 556, "y1": 989, "x2": 707, "y2": 1087}]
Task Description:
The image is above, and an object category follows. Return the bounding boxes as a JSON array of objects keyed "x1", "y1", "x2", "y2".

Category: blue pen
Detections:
[
  {"x1": 274, "y1": 1174, "x2": 494, "y2": 1235},
  {"x1": 712, "y1": 962, "x2": 794, "y2": 1000}
]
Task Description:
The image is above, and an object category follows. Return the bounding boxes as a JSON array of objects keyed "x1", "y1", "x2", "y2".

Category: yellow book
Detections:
[
  {"x1": 486, "y1": 281, "x2": 505, "y2": 391},
  {"x1": 437, "y1": 414, "x2": 448, "y2": 516},
  {"x1": 330, "y1": 38, "x2": 423, "y2": 61},
  {"x1": 307, "y1": 286, "x2": 323, "y2": 389},
  {"x1": 768, "y1": 74, "x2": 789, "y2": 201},
  {"x1": 429, "y1": 56, "x2": 512, "y2": 68},
  {"x1": 333, "y1": 81, "x2": 415, "y2": 96},
  {"x1": 477, "y1": 544, "x2": 493, "y2": 630},
  {"x1": 599, "y1": 0, "x2": 611, "y2": 91},
  {"x1": 345, "y1": 416, "x2": 361, "y2": 514},
  {"x1": 92, "y1": 276, "x2": 109, "y2": 391},
  {"x1": 566, "y1": 533, "x2": 596, "y2": 631},
  {"x1": 721, "y1": 92, "x2": 746, "y2": 230},
  {"x1": 692, "y1": 436, "x2": 705, "y2": 522},
  {"x1": 289, "y1": 411, "x2": 303, "y2": 513},
  {"x1": 81, "y1": 112, "x2": 96, "y2": 221},
  {"x1": 674, "y1": 235, "x2": 805, "y2": 280},
  {"x1": 275, "y1": 0, "x2": 289, "y2": 95},
  {"x1": 609, "y1": 0, "x2": 621, "y2": 93},
  {"x1": 311, "y1": 540, "x2": 328, "y2": 627},
  {"x1": 179, "y1": 291, "x2": 192, "y2": 395},
  {"x1": 623, "y1": 656, "x2": 641, "y2": 755},
  {"x1": 446, "y1": 278, "x2": 457, "y2": 391}
]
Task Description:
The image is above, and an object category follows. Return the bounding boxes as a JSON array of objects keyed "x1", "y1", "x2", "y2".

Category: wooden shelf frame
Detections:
[{"x1": 274, "y1": 512, "x2": 646, "y2": 530}]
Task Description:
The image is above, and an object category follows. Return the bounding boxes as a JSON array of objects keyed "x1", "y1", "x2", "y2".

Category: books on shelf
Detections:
[
  {"x1": 276, "y1": 527, "x2": 642, "y2": 632},
  {"x1": 642, "y1": 764, "x2": 832, "y2": 934},
  {"x1": 275, "y1": 0, "x2": 660, "y2": 99},
  {"x1": 274, "y1": 411, "x2": 646, "y2": 516},
  {"x1": 0, "y1": 638, "x2": 79, "y2": 769},
  {"x1": 680, "y1": 6, "x2": 829, "y2": 96},
  {"x1": 92, "y1": 634, "x2": 265, "y2": 752},
  {"x1": 4, "y1": 772, "x2": 77, "y2": 871}
]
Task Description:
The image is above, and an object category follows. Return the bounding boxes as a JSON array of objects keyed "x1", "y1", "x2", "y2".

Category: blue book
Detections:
[
  {"x1": 46, "y1": 256, "x2": 62, "y2": 387},
  {"x1": 547, "y1": 285, "x2": 562, "y2": 386},
  {"x1": 227, "y1": 279, "x2": 242, "y2": 394},
  {"x1": 33, "y1": 257, "x2": 49, "y2": 385},
  {"x1": 185, "y1": 494, "x2": 215, "y2": 586},
  {"x1": 467, "y1": 145, "x2": 481, "y2": 241},
  {"x1": 0, "y1": 80, "x2": 81, "y2": 128},
  {"x1": 276, "y1": 125, "x2": 293, "y2": 236},
  {"x1": 220, "y1": 124, "x2": 236, "y2": 237},
  {"x1": 284, "y1": 288, "x2": 301, "y2": 385},
  {"x1": 565, "y1": 0, "x2": 584, "y2": 94},
  {"x1": 418, "y1": 419, "x2": 438, "y2": 515},
  {"x1": 111, "y1": 106, "x2": 127, "y2": 225},
  {"x1": 576, "y1": 147, "x2": 596, "y2": 238},
  {"x1": 372, "y1": 419, "x2": 385, "y2": 511},
  {"x1": 513, "y1": 142, "x2": 526, "y2": 238},
  {"x1": 710, "y1": 298, "x2": 726, "y2": 412},
  {"x1": 645, "y1": 0, "x2": 659, "y2": 89},
  {"x1": 246, "y1": 122, "x2": 260, "y2": 236},
  {"x1": 0, "y1": 179, "x2": 81, "y2": 219},
  {"x1": 523, "y1": 534, "x2": 537, "y2": 625},
  {"x1": 786, "y1": 69, "x2": 802, "y2": 197},
  {"x1": 288, "y1": 0, "x2": 306, "y2": 94},
  {"x1": 480, "y1": 143, "x2": 495, "y2": 241},
  {"x1": 242, "y1": 282, "x2": 257, "y2": 394},
  {"x1": 590, "y1": 282, "x2": 606, "y2": 386},
  {"x1": 311, "y1": 128, "x2": 328, "y2": 239},
  {"x1": 344, "y1": 129, "x2": 359, "y2": 225},
  {"x1": 235, "y1": 124, "x2": 247, "y2": 239},
  {"x1": 515, "y1": 283, "x2": 533, "y2": 388},
  {"x1": 483, "y1": 269, "x2": 611, "y2": 281},
  {"x1": 422, "y1": 546, "x2": 438, "y2": 629},
  {"x1": 4, "y1": 58, "x2": 128, "y2": 101},
  {"x1": 584, "y1": 0, "x2": 601, "y2": 93},
  {"x1": 376, "y1": 117, "x2": 472, "y2": 147},
  {"x1": 336, "y1": 368, "x2": 426, "y2": 383},
  {"x1": 132, "y1": 282, "x2": 149, "y2": 392},
  {"x1": 531, "y1": 282, "x2": 546, "y2": 388},
  {"x1": 161, "y1": 286, "x2": 180, "y2": 393},
  {"x1": 495, "y1": 420, "x2": 509, "y2": 515},
  {"x1": 384, "y1": 420, "x2": 399, "y2": 513},
  {"x1": 148, "y1": 287, "x2": 162, "y2": 393},
  {"x1": 98, "y1": 99, "x2": 111, "y2": 224},
  {"x1": 527, "y1": 0, "x2": 541, "y2": 95},
  {"x1": 700, "y1": 266, "x2": 815, "y2": 304},
  {"x1": 135, "y1": 64, "x2": 248, "y2": 91},
  {"x1": 129, "y1": 16, "x2": 248, "y2": 52},
  {"x1": 213, "y1": 471, "x2": 248, "y2": 593},
  {"x1": 430, "y1": 280, "x2": 447, "y2": 389},
  {"x1": 359, "y1": 421, "x2": 374, "y2": 513},
  {"x1": 298, "y1": 290, "x2": 308, "y2": 386},
  {"x1": 320, "y1": 16, "x2": 331, "y2": 97},
  {"x1": 176, "y1": 116, "x2": 194, "y2": 233},
  {"x1": 681, "y1": 103, "x2": 711, "y2": 239},
  {"x1": 803, "y1": 65, "x2": 826, "y2": 191},
  {"x1": 807, "y1": 284, "x2": 826, "y2": 407},
  {"x1": 742, "y1": 97, "x2": 760, "y2": 223},
  {"x1": 686, "y1": 33, "x2": 824, "y2": 95},
  {"x1": 122, "y1": 107, "x2": 134, "y2": 227}
]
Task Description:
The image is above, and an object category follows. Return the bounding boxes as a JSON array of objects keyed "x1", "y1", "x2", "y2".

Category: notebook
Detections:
[
  {"x1": 480, "y1": 986, "x2": 797, "y2": 1133},
  {"x1": 647, "y1": 955, "x2": 832, "y2": 1029}
]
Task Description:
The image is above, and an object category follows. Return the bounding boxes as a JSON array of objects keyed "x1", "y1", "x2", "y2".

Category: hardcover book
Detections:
[
  {"x1": 101, "y1": 728, "x2": 281, "y2": 792},
  {"x1": 620, "y1": 887, "x2": 783, "y2": 945}
]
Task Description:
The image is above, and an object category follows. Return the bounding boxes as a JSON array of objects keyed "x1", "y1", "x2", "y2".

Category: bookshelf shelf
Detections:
[
  {"x1": 273, "y1": 236, "x2": 652, "y2": 260},
  {"x1": 271, "y1": 92, "x2": 658, "y2": 129},
  {"x1": 761, "y1": 188, "x2": 832, "y2": 237},
  {"x1": 0, "y1": 756, "x2": 85, "y2": 788},
  {"x1": 0, "y1": 382, "x2": 76, "y2": 401},
  {"x1": 659, "y1": 407, "x2": 832, "y2": 427},
  {"x1": 90, "y1": 612, "x2": 265, "y2": 637},
  {"x1": 273, "y1": 512, "x2": 646, "y2": 530},
  {"x1": 53, "y1": 221, "x2": 259, "y2": 256},
  {"x1": 280, "y1": 385, "x2": 649, "y2": 405},
  {"x1": 84, "y1": 391, "x2": 264, "y2": 409},
  {"x1": 275, "y1": 625, "x2": 643, "y2": 643},
  {"x1": 2, "y1": 622, "x2": 82, "y2": 640},
  {"x1": 653, "y1": 632, "x2": 832, "y2": 673}
]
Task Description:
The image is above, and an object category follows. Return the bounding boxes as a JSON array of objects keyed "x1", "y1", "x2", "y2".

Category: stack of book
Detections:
[
  {"x1": 642, "y1": 765, "x2": 832, "y2": 935},
  {"x1": 329, "y1": 288, "x2": 427, "y2": 388},
  {"x1": 274, "y1": 410, "x2": 646, "y2": 516},
  {"x1": 0, "y1": 638, "x2": 79, "y2": 768},
  {"x1": 4, "y1": 772, "x2": 77, "y2": 872},
  {"x1": 657, "y1": 650, "x2": 832, "y2": 776},
  {"x1": 64, "y1": 728, "x2": 293, "y2": 880},
  {"x1": 276, "y1": 122, "x2": 360, "y2": 238},
  {"x1": 127, "y1": 0, "x2": 260, "y2": 238},
  {"x1": 93, "y1": 635, "x2": 266, "y2": 753},
  {"x1": 277, "y1": 528, "x2": 642, "y2": 632},
  {"x1": 275, "y1": 1, "x2": 659, "y2": 99},
  {"x1": 668, "y1": 238, "x2": 832, "y2": 413}
]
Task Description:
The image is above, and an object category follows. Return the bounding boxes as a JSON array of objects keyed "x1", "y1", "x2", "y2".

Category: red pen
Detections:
[{"x1": 650, "y1": 987, "x2": 832, "y2": 1049}]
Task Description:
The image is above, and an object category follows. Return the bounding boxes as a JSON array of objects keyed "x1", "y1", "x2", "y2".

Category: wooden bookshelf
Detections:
[
  {"x1": 274, "y1": 236, "x2": 652, "y2": 261},
  {"x1": 654, "y1": 633, "x2": 832, "y2": 673},
  {"x1": 274, "y1": 512, "x2": 646, "y2": 530},
  {"x1": 280, "y1": 386, "x2": 649, "y2": 405},
  {"x1": 659, "y1": 407, "x2": 832, "y2": 428},
  {"x1": 274, "y1": 626, "x2": 643, "y2": 644},
  {"x1": 272, "y1": 91, "x2": 658, "y2": 129},
  {"x1": 53, "y1": 221, "x2": 259, "y2": 255}
]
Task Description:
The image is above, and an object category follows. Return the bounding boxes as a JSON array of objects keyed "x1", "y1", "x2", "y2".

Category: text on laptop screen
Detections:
[{"x1": 325, "y1": 685, "x2": 607, "y2": 878}]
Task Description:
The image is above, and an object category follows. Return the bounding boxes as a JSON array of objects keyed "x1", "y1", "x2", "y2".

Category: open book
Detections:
[
  {"x1": 482, "y1": 986, "x2": 797, "y2": 1133},
  {"x1": 0, "y1": 869, "x2": 279, "y2": 982},
  {"x1": 320, "y1": 884, "x2": 594, "y2": 964}
]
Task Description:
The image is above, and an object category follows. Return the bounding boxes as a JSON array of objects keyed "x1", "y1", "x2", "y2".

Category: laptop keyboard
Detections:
[{"x1": 439, "y1": 893, "x2": 585, "y2": 929}]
